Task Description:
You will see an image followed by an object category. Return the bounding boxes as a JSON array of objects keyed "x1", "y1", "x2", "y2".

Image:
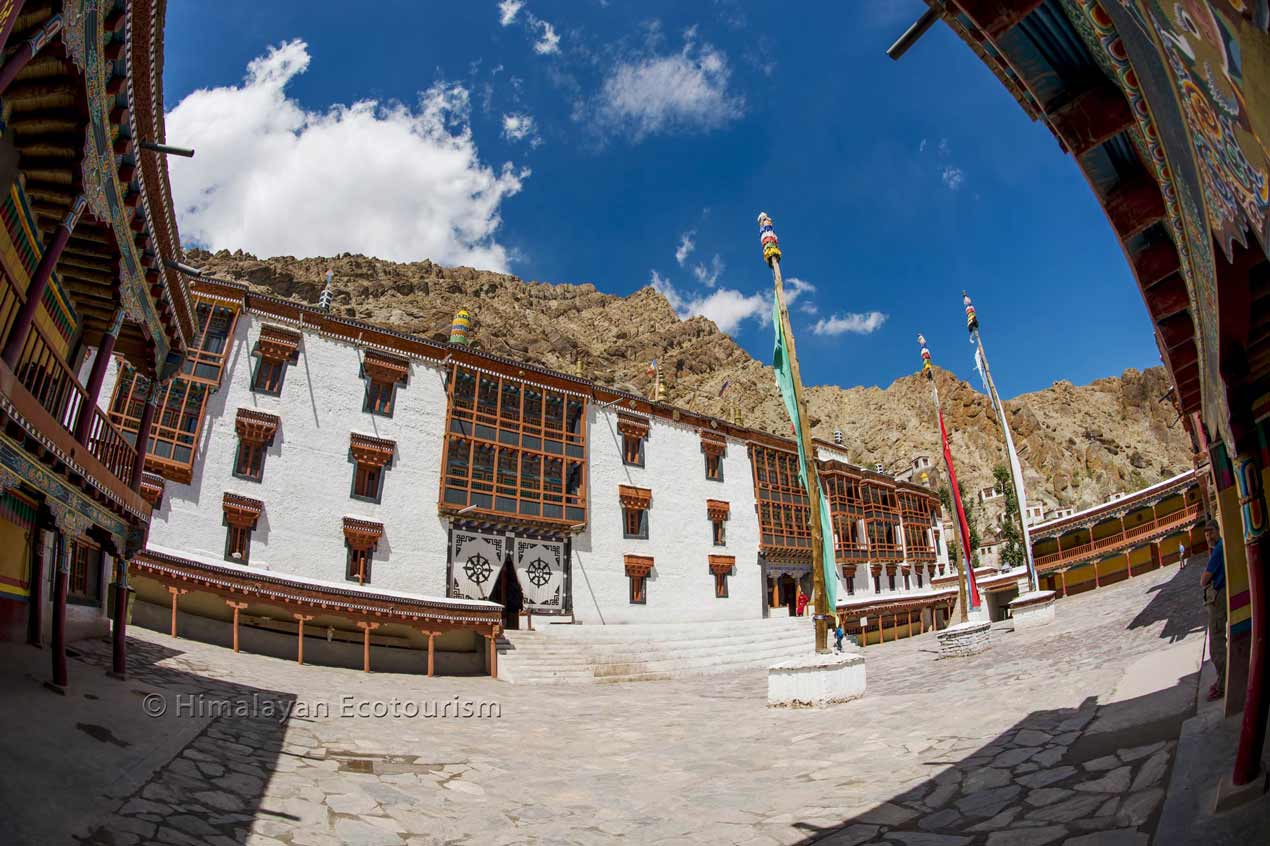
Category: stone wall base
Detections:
[
  {"x1": 937, "y1": 620, "x2": 991, "y2": 657},
  {"x1": 768, "y1": 652, "x2": 866, "y2": 707}
]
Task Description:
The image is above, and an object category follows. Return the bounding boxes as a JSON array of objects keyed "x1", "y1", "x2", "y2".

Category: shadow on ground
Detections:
[{"x1": 1125, "y1": 562, "x2": 1207, "y2": 644}]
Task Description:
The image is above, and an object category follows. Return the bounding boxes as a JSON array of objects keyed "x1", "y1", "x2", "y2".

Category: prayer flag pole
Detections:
[
  {"x1": 759, "y1": 213, "x2": 835, "y2": 653},
  {"x1": 918, "y1": 335, "x2": 981, "y2": 622},
  {"x1": 964, "y1": 293, "x2": 1040, "y2": 593}
]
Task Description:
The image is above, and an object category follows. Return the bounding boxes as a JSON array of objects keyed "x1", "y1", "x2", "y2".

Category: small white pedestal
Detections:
[
  {"x1": 767, "y1": 652, "x2": 866, "y2": 707},
  {"x1": 937, "y1": 620, "x2": 992, "y2": 658},
  {"x1": 1009, "y1": 590, "x2": 1057, "y2": 630}
]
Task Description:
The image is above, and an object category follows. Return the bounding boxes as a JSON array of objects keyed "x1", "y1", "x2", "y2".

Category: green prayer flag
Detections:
[{"x1": 772, "y1": 296, "x2": 837, "y2": 612}]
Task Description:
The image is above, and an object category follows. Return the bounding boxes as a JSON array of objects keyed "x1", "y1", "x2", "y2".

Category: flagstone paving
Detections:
[{"x1": 41, "y1": 564, "x2": 1210, "y2": 845}]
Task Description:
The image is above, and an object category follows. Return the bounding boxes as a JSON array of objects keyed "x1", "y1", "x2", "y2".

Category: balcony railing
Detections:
[
  {"x1": 9, "y1": 318, "x2": 137, "y2": 484},
  {"x1": 1033, "y1": 504, "x2": 1201, "y2": 570}
]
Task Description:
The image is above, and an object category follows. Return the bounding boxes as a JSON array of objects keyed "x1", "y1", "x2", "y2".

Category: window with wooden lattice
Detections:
[
  {"x1": 108, "y1": 366, "x2": 208, "y2": 482},
  {"x1": 441, "y1": 365, "x2": 588, "y2": 525},
  {"x1": 707, "y1": 499, "x2": 729, "y2": 547},
  {"x1": 701, "y1": 431, "x2": 726, "y2": 481},
  {"x1": 625, "y1": 555, "x2": 652, "y2": 604},
  {"x1": 251, "y1": 325, "x2": 300, "y2": 396},
  {"x1": 223, "y1": 493, "x2": 263, "y2": 565},
  {"x1": 750, "y1": 444, "x2": 811, "y2": 556},
  {"x1": 350, "y1": 433, "x2": 395, "y2": 504},
  {"x1": 233, "y1": 409, "x2": 279, "y2": 483},
  {"x1": 362, "y1": 350, "x2": 409, "y2": 417},
  {"x1": 709, "y1": 555, "x2": 734, "y2": 599},
  {"x1": 618, "y1": 414, "x2": 648, "y2": 467},
  {"x1": 343, "y1": 517, "x2": 384, "y2": 585},
  {"x1": 620, "y1": 485, "x2": 651, "y2": 539},
  {"x1": 69, "y1": 539, "x2": 102, "y2": 604}
]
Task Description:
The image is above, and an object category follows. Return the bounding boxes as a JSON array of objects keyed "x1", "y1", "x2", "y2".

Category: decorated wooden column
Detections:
[
  {"x1": 110, "y1": 556, "x2": 127, "y2": 678},
  {"x1": 226, "y1": 601, "x2": 248, "y2": 652},
  {"x1": 294, "y1": 614, "x2": 314, "y2": 665},
  {"x1": 357, "y1": 621, "x2": 380, "y2": 672},
  {"x1": 1229, "y1": 433, "x2": 1269, "y2": 787},
  {"x1": 488, "y1": 628, "x2": 500, "y2": 678},
  {"x1": 0, "y1": 2, "x2": 28, "y2": 56},
  {"x1": 49, "y1": 532, "x2": 70, "y2": 689},
  {"x1": 1060, "y1": 570, "x2": 1068, "y2": 597},
  {"x1": 130, "y1": 380, "x2": 162, "y2": 491},
  {"x1": 167, "y1": 586, "x2": 187, "y2": 637},
  {"x1": 424, "y1": 630, "x2": 438, "y2": 677},
  {"x1": 0, "y1": 12, "x2": 62, "y2": 95},
  {"x1": 1, "y1": 196, "x2": 86, "y2": 369},
  {"x1": 74, "y1": 309, "x2": 125, "y2": 444}
]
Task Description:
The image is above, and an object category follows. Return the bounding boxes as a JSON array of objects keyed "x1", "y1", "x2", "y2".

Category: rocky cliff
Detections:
[{"x1": 189, "y1": 249, "x2": 1194, "y2": 517}]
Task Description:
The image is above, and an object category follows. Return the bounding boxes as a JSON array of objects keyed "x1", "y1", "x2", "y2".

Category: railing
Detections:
[
  {"x1": 1033, "y1": 504, "x2": 1201, "y2": 569},
  {"x1": 10, "y1": 319, "x2": 137, "y2": 484}
]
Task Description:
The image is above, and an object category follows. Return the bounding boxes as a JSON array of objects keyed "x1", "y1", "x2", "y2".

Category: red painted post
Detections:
[
  {"x1": 109, "y1": 557, "x2": 127, "y2": 677},
  {"x1": 0, "y1": 13, "x2": 62, "y2": 96},
  {"x1": 1, "y1": 197, "x2": 86, "y2": 370},
  {"x1": 1231, "y1": 441, "x2": 1268, "y2": 787},
  {"x1": 0, "y1": 2, "x2": 27, "y2": 57},
  {"x1": 74, "y1": 310, "x2": 124, "y2": 444},
  {"x1": 129, "y1": 381, "x2": 160, "y2": 491},
  {"x1": 50, "y1": 533, "x2": 69, "y2": 688}
]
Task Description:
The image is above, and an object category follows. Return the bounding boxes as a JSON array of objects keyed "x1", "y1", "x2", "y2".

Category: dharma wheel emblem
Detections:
[
  {"x1": 526, "y1": 557, "x2": 552, "y2": 587},
  {"x1": 463, "y1": 554, "x2": 493, "y2": 584}
]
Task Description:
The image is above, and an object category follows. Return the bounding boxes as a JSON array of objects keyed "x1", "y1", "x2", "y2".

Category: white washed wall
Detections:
[
  {"x1": 572, "y1": 411, "x2": 762, "y2": 624},
  {"x1": 106, "y1": 313, "x2": 452, "y2": 597}
]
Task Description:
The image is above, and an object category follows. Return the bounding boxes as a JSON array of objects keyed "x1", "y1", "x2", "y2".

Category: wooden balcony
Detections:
[{"x1": 1034, "y1": 505, "x2": 1201, "y2": 571}]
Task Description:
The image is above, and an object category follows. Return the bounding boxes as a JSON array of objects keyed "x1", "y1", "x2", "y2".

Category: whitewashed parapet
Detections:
[{"x1": 937, "y1": 620, "x2": 991, "y2": 658}]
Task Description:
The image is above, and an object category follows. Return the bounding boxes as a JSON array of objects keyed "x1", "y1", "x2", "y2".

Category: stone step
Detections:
[{"x1": 497, "y1": 629, "x2": 815, "y2": 658}]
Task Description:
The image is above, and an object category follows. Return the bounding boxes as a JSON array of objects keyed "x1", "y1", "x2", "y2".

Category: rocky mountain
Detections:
[{"x1": 189, "y1": 249, "x2": 1194, "y2": 518}]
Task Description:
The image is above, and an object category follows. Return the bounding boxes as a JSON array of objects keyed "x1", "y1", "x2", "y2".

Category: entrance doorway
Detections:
[{"x1": 489, "y1": 561, "x2": 524, "y2": 630}]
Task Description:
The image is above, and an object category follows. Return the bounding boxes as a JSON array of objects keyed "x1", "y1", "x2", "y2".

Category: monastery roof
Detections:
[{"x1": 1028, "y1": 470, "x2": 1199, "y2": 537}]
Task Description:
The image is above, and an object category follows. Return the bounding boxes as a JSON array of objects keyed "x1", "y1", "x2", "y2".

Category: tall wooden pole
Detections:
[
  {"x1": 760, "y1": 213, "x2": 830, "y2": 653},
  {"x1": 919, "y1": 335, "x2": 976, "y2": 622},
  {"x1": 965, "y1": 293, "x2": 1039, "y2": 593}
]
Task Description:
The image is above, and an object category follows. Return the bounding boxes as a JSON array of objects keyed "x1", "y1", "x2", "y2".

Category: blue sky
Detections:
[{"x1": 162, "y1": 0, "x2": 1160, "y2": 399}]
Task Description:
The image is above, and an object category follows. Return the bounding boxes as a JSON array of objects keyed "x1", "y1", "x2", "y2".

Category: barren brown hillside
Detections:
[{"x1": 190, "y1": 249, "x2": 1193, "y2": 514}]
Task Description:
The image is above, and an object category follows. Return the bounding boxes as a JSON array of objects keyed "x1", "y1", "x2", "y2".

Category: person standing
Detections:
[
  {"x1": 1178, "y1": 541, "x2": 1187, "y2": 568},
  {"x1": 1200, "y1": 520, "x2": 1226, "y2": 702},
  {"x1": 833, "y1": 619, "x2": 845, "y2": 652}
]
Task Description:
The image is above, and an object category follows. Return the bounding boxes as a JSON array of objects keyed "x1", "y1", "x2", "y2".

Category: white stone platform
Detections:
[
  {"x1": 767, "y1": 651, "x2": 866, "y2": 707},
  {"x1": 936, "y1": 620, "x2": 992, "y2": 657},
  {"x1": 1010, "y1": 589, "x2": 1057, "y2": 630}
]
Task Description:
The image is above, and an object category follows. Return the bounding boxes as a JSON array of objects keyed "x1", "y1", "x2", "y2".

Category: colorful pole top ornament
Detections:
[
  {"x1": 318, "y1": 268, "x2": 335, "y2": 312},
  {"x1": 757, "y1": 212, "x2": 781, "y2": 266},
  {"x1": 963, "y1": 291, "x2": 979, "y2": 333},
  {"x1": 918, "y1": 333, "x2": 933, "y2": 378},
  {"x1": 450, "y1": 308, "x2": 473, "y2": 345}
]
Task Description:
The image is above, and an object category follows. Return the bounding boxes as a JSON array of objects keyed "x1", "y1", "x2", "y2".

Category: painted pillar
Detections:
[
  {"x1": 129, "y1": 380, "x2": 161, "y2": 491},
  {"x1": 357, "y1": 621, "x2": 379, "y2": 672},
  {"x1": 1229, "y1": 432, "x2": 1268, "y2": 787},
  {"x1": 426, "y1": 631, "x2": 437, "y2": 677},
  {"x1": 74, "y1": 310, "x2": 125, "y2": 445},
  {"x1": 166, "y1": 586, "x2": 186, "y2": 637},
  {"x1": 25, "y1": 521, "x2": 46, "y2": 646},
  {"x1": 110, "y1": 556, "x2": 127, "y2": 677},
  {"x1": 1060, "y1": 570, "x2": 1067, "y2": 598},
  {"x1": 488, "y1": 627, "x2": 499, "y2": 679},
  {"x1": 295, "y1": 614, "x2": 314, "y2": 664},
  {"x1": 1, "y1": 196, "x2": 86, "y2": 370},
  {"x1": 227, "y1": 601, "x2": 248, "y2": 652},
  {"x1": 50, "y1": 531, "x2": 69, "y2": 688},
  {"x1": 0, "y1": 13, "x2": 62, "y2": 95}
]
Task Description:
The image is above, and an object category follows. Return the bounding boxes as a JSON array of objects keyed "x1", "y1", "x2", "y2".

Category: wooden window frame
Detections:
[
  {"x1": 233, "y1": 408, "x2": 280, "y2": 484},
  {"x1": 346, "y1": 545, "x2": 373, "y2": 585},
  {"x1": 440, "y1": 364, "x2": 588, "y2": 526},
  {"x1": 704, "y1": 452, "x2": 723, "y2": 481},
  {"x1": 362, "y1": 351, "x2": 409, "y2": 418},
  {"x1": 223, "y1": 493, "x2": 263, "y2": 566},
  {"x1": 701, "y1": 432, "x2": 726, "y2": 482},
  {"x1": 709, "y1": 555, "x2": 735, "y2": 599},
  {"x1": 108, "y1": 365, "x2": 210, "y2": 483},
  {"x1": 707, "y1": 499, "x2": 730, "y2": 548},
  {"x1": 350, "y1": 433, "x2": 395, "y2": 505},
  {"x1": 625, "y1": 555, "x2": 653, "y2": 605},
  {"x1": 68, "y1": 539, "x2": 102, "y2": 605},
  {"x1": 620, "y1": 486, "x2": 652, "y2": 540},
  {"x1": 251, "y1": 357, "x2": 286, "y2": 396},
  {"x1": 750, "y1": 444, "x2": 812, "y2": 556},
  {"x1": 618, "y1": 414, "x2": 649, "y2": 468},
  {"x1": 182, "y1": 298, "x2": 240, "y2": 385}
]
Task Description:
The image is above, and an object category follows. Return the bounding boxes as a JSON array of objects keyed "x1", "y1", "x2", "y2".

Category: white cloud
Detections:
[
  {"x1": 590, "y1": 34, "x2": 744, "y2": 140},
  {"x1": 650, "y1": 270, "x2": 768, "y2": 335},
  {"x1": 498, "y1": 0, "x2": 523, "y2": 26},
  {"x1": 938, "y1": 137, "x2": 951, "y2": 157},
  {"x1": 692, "y1": 253, "x2": 724, "y2": 288},
  {"x1": 811, "y1": 311, "x2": 888, "y2": 336},
  {"x1": 530, "y1": 16, "x2": 561, "y2": 55},
  {"x1": 783, "y1": 276, "x2": 815, "y2": 306},
  {"x1": 919, "y1": 138, "x2": 928, "y2": 153},
  {"x1": 501, "y1": 112, "x2": 541, "y2": 146},
  {"x1": 941, "y1": 166, "x2": 964, "y2": 190},
  {"x1": 166, "y1": 40, "x2": 527, "y2": 271},
  {"x1": 675, "y1": 230, "x2": 695, "y2": 266}
]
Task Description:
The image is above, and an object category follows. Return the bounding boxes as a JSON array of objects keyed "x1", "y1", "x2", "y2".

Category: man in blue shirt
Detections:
[{"x1": 1201, "y1": 520, "x2": 1226, "y2": 701}]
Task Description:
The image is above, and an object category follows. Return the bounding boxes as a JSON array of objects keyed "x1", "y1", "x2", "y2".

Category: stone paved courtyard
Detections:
[{"x1": 0, "y1": 563, "x2": 1247, "y2": 845}]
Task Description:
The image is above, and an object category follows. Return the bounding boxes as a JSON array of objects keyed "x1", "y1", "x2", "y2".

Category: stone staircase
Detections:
[{"x1": 496, "y1": 616, "x2": 822, "y2": 684}]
